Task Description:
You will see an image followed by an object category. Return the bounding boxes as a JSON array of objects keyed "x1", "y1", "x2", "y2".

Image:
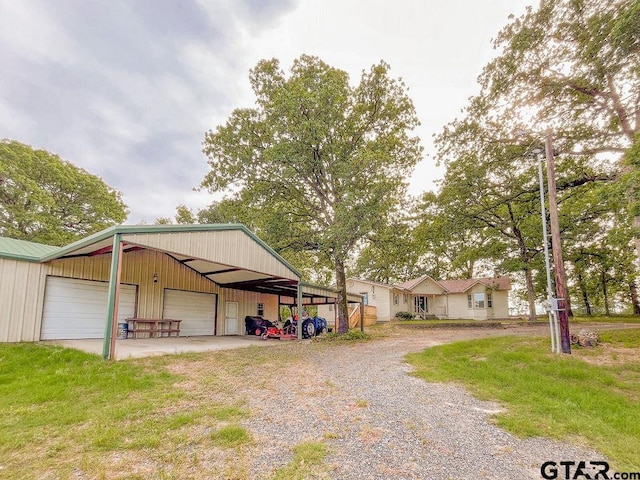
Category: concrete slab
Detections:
[{"x1": 44, "y1": 335, "x2": 294, "y2": 360}]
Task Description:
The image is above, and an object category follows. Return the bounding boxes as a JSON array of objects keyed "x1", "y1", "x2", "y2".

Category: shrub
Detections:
[{"x1": 395, "y1": 311, "x2": 414, "y2": 320}]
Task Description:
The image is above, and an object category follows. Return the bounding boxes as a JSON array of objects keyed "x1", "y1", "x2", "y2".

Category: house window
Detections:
[
  {"x1": 474, "y1": 293, "x2": 485, "y2": 309},
  {"x1": 361, "y1": 292, "x2": 368, "y2": 305},
  {"x1": 257, "y1": 303, "x2": 265, "y2": 316},
  {"x1": 487, "y1": 293, "x2": 493, "y2": 308},
  {"x1": 403, "y1": 294, "x2": 408, "y2": 304},
  {"x1": 467, "y1": 294, "x2": 472, "y2": 309},
  {"x1": 393, "y1": 294, "x2": 399, "y2": 305}
]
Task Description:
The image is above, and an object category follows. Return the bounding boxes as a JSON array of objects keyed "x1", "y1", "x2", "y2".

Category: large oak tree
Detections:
[
  {"x1": 0, "y1": 140, "x2": 128, "y2": 246},
  {"x1": 432, "y1": 0, "x2": 639, "y2": 316},
  {"x1": 201, "y1": 55, "x2": 422, "y2": 332}
]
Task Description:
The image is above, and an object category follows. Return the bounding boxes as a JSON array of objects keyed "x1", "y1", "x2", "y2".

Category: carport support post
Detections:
[
  {"x1": 102, "y1": 234, "x2": 124, "y2": 360},
  {"x1": 360, "y1": 299, "x2": 364, "y2": 332},
  {"x1": 297, "y1": 283, "x2": 303, "y2": 340}
]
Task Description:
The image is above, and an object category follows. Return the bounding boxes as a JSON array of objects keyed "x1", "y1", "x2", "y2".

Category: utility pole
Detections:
[{"x1": 545, "y1": 131, "x2": 571, "y2": 354}]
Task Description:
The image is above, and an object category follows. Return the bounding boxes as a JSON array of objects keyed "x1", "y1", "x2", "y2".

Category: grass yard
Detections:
[
  {"x1": 2, "y1": 322, "x2": 639, "y2": 478},
  {"x1": 406, "y1": 328, "x2": 640, "y2": 471},
  {"x1": 0, "y1": 342, "x2": 323, "y2": 480}
]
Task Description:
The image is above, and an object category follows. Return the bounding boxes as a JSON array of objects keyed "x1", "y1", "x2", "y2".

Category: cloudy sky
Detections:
[{"x1": 0, "y1": 0, "x2": 535, "y2": 224}]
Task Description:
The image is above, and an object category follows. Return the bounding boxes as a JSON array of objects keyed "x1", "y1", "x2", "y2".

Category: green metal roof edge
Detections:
[
  {"x1": 0, "y1": 237, "x2": 61, "y2": 262},
  {"x1": 0, "y1": 251, "x2": 45, "y2": 262},
  {"x1": 37, "y1": 223, "x2": 302, "y2": 278}
]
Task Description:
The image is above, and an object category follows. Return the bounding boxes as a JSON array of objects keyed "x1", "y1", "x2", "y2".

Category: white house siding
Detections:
[
  {"x1": 389, "y1": 289, "x2": 411, "y2": 319},
  {"x1": 0, "y1": 258, "x2": 47, "y2": 342},
  {"x1": 430, "y1": 295, "x2": 448, "y2": 318},
  {"x1": 447, "y1": 293, "x2": 473, "y2": 319},
  {"x1": 490, "y1": 290, "x2": 510, "y2": 318},
  {"x1": 446, "y1": 284, "x2": 510, "y2": 320},
  {"x1": 347, "y1": 279, "x2": 393, "y2": 321},
  {"x1": 411, "y1": 278, "x2": 447, "y2": 295}
]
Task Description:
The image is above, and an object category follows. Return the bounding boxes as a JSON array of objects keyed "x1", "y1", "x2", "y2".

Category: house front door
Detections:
[{"x1": 414, "y1": 296, "x2": 428, "y2": 317}]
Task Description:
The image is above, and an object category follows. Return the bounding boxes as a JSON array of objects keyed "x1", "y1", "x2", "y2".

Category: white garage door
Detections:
[
  {"x1": 41, "y1": 277, "x2": 137, "y2": 340},
  {"x1": 163, "y1": 289, "x2": 216, "y2": 336}
]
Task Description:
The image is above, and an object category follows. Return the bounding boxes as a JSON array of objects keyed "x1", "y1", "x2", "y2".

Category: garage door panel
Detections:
[
  {"x1": 163, "y1": 290, "x2": 215, "y2": 336},
  {"x1": 41, "y1": 277, "x2": 136, "y2": 340}
]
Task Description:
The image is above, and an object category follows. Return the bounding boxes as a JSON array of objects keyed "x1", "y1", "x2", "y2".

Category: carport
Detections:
[{"x1": 26, "y1": 224, "x2": 363, "y2": 360}]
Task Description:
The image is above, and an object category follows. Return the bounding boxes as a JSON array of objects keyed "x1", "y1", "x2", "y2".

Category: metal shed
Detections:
[{"x1": 0, "y1": 224, "x2": 362, "y2": 359}]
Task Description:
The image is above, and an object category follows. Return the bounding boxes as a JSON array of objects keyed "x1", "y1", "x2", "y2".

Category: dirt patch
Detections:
[{"x1": 572, "y1": 343, "x2": 640, "y2": 366}]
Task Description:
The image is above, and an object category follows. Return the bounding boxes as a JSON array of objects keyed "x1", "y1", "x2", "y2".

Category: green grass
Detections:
[
  {"x1": 314, "y1": 329, "x2": 371, "y2": 342},
  {"x1": 210, "y1": 425, "x2": 253, "y2": 448},
  {"x1": 395, "y1": 315, "x2": 640, "y2": 325},
  {"x1": 598, "y1": 328, "x2": 640, "y2": 347},
  {"x1": 570, "y1": 315, "x2": 640, "y2": 324},
  {"x1": 405, "y1": 331, "x2": 640, "y2": 471},
  {"x1": 271, "y1": 441, "x2": 328, "y2": 480},
  {"x1": 0, "y1": 343, "x2": 178, "y2": 452},
  {"x1": 0, "y1": 343, "x2": 254, "y2": 479}
]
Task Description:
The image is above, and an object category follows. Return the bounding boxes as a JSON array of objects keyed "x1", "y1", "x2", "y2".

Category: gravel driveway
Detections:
[{"x1": 243, "y1": 325, "x2": 605, "y2": 479}]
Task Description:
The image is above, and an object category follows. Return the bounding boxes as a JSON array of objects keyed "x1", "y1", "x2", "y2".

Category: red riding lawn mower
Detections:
[{"x1": 244, "y1": 314, "x2": 327, "y2": 340}]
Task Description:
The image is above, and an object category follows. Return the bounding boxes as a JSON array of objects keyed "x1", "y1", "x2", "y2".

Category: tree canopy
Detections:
[
  {"x1": 430, "y1": 0, "x2": 639, "y2": 316},
  {"x1": 0, "y1": 140, "x2": 128, "y2": 246},
  {"x1": 201, "y1": 55, "x2": 422, "y2": 331}
]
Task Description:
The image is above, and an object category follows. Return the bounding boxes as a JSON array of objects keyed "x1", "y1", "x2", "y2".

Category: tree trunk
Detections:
[
  {"x1": 601, "y1": 271, "x2": 610, "y2": 316},
  {"x1": 630, "y1": 281, "x2": 640, "y2": 315},
  {"x1": 635, "y1": 216, "x2": 640, "y2": 270},
  {"x1": 510, "y1": 216, "x2": 536, "y2": 322},
  {"x1": 577, "y1": 271, "x2": 592, "y2": 315},
  {"x1": 335, "y1": 258, "x2": 349, "y2": 333},
  {"x1": 523, "y1": 267, "x2": 537, "y2": 322}
]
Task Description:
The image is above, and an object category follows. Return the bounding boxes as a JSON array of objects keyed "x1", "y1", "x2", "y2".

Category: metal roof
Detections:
[
  {"x1": 39, "y1": 224, "x2": 300, "y2": 277},
  {"x1": 0, "y1": 224, "x2": 357, "y2": 303},
  {"x1": 0, "y1": 237, "x2": 60, "y2": 261}
]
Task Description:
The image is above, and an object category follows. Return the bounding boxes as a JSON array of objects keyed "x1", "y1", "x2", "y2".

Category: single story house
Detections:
[
  {"x1": 396, "y1": 275, "x2": 511, "y2": 320},
  {"x1": 319, "y1": 275, "x2": 511, "y2": 321},
  {"x1": 0, "y1": 224, "x2": 362, "y2": 358}
]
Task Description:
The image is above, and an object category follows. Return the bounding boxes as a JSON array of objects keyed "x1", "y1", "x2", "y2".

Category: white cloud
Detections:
[{"x1": 0, "y1": 0, "x2": 536, "y2": 223}]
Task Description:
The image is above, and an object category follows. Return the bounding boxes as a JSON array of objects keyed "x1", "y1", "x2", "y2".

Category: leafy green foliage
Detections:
[
  {"x1": 394, "y1": 311, "x2": 414, "y2": 320},
  {"x1": 480, "y1": 0, "x2": 638, "y2": 149},
  {"x1": 429, "y1": 0, "x2": 640, "y2": 316},
  {"x1": 201, "y1": 55, "x2": 422, "y2": 331},
  {"x1": 0, "y1": 139, "x2": 127, "y2": 245}
]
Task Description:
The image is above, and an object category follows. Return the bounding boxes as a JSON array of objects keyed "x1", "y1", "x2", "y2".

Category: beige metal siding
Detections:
[
  {"x1": 0, "y1": 259, "x2": 47, "y2": 342},
  {"x1": 122, "y1": 231, "x2": 297, "y2": 280},
  {"x1": 47, "y1": 249, "x2": 218, "y2": 319},
  {"x1": 218, "y1": 288, "x2": 278, "y2": 334}
]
